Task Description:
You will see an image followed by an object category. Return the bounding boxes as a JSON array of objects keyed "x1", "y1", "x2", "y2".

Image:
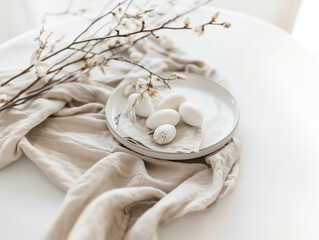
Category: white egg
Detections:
[
  {"x1": 179, "y1": 102, "x2": 203, "y2": 127},
  {"x1": 153, "y1": 124, "x2": 176, "y2": 144},
  {"x1": 156, "y1": 93, "x2": 186, "y2": 110},
  {"x1": 146, "y1": 109, "x2": 180, "y2": 129},
  {"x1": 128, "y1": 93, "x2": 154, "y2": 118}
]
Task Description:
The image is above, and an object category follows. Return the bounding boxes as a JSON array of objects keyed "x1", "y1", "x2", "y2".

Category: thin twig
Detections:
[{"x1": 0, "y1": 0, "x2": 230, "y2": 112}]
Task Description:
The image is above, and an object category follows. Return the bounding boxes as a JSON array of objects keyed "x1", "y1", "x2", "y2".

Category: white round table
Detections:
[{"x1": 0, "y1": 8, "x2": 318, "y2": 240}]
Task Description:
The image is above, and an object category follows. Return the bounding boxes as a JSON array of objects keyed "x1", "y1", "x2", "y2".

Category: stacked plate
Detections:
[{"x1": 105, "y1": 72, "x2": 239, "y2": 160}]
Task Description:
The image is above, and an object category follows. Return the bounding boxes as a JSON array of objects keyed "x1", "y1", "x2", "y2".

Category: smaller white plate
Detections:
[{"x1": 105, "y1": 72, "x2": 239, "y2": 160}]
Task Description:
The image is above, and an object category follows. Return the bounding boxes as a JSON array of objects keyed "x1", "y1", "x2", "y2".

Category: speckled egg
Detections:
[
  {"x1": 128, "y1": 93, "x2": 154, "y2": 118},
  {"x1": 156, "y1": 93, "x2": 186, "y2": 110},
  {"x1": 146, "y1": 109, "x2": 180, "y2": 129},
  {"x1": 153, "y1": 124, "x2": 176, "y2": 144},
  {"x1": 179, "y1": 102, "x2": 203, "y2": 127}
]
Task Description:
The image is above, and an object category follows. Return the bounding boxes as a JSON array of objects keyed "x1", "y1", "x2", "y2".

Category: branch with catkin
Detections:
[{"x1": 0, "y1": 0, "x2": 230, "y2": 112}]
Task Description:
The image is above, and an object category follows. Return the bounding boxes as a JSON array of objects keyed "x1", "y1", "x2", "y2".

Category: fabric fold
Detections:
[
  {"x1": 43, "y1": 140, "x2": 240, "y2": 240},
  {"x1": 0, "y1": 37, "x2": 241, "y2": 240}
]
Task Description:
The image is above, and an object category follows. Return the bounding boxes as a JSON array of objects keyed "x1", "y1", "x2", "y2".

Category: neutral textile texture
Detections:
[
  {"x1": 0, "y1": 37, "x2": 241, "y2": 240},
  {"x1": 117, "y1": 104, "x2": 202, "y2": 153}
]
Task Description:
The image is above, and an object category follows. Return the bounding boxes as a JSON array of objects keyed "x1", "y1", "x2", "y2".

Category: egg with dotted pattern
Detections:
[{"x1": 153, "y1": 124, "x2": 176, "y2": 145}]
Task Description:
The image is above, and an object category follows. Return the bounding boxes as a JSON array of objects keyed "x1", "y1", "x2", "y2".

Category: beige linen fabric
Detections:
[
  {"x1": 0, "y1": 37, "x2": 241, "y2": 240},
  {"x1": 117, "y1": 104, "x2": 202, "y2": 153}
]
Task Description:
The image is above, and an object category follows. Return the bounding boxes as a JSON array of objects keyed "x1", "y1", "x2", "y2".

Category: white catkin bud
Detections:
[
  {"x1": 130, "y1": 52, "x2": 143, "y2": 62},
  {"x1": 170, "y1": 72, "x2": 188, "y2": 80},
  {"x1": 211, "y1": 12, "x2": 219, "y2": 22},
  {"x1": 126, "y1": 36, "x2": 133, "y2": 46},
  {"x1": 30, "y1": 50, "x2": 40, "y2": 64},
  {"x1": 78, "y1": 72, "x2": 90, "y2": 83},
  {"x1": 123, "y1": 84, "x2": 135, "y2": 97},
  {"x1": 86, "y1": 54, "x2": 105, "y2": 68},
  {"x1": 150, "y1": 75, "x2": 160, "y2": 85},
  {"x1": 192, "y1": 25, "x2": 204, "y2": 37},
  {"x1": 136, "y1": 78, "x2": 148, "y2": 91},
  {"x1": 118, "y1": 38, "x2": 126, "y2": 45},
  {"x1": 35, "y1": 66, "x2": 45, "y2": 78},
  {"x1": 0, "y1": 93, "x2": 8, "y2": 103},
  {"x1": 193, "y1": 0, "x2": 203, "y2": 4},
  {"x1": 101, "y1": 40, "x2": 110, "y2": 51},
  {"x1": 183, "y1": 16, "x2": 190, "y2": 27},
  {"x1": 112, "y1": 12, "x2": 118, "y2": 21},
  {"x1": 148, "y1": 88, "x2": 158, "y2": 98},
  {"x1": 107, "y1": 38, "x2": 117, "y2": 48},
  {"x1": 223, "y1": 22, "x2": 231, "y2": 28}
]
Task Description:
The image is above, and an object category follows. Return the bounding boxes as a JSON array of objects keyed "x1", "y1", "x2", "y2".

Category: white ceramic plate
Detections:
[{"x1": 105, "y1": 72, "x2": 239, "y2": 160}]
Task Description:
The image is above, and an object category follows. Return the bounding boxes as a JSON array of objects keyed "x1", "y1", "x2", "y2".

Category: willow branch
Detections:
[
  {"x1": 109, "y1": 57, "x2": 170, "y2": 82},
  {"x1": 0, "y1": 0, "x2": 131, "y2": 87},
  {"x1": 0, "y1": 0, "x2": 230, "y2": 112}
]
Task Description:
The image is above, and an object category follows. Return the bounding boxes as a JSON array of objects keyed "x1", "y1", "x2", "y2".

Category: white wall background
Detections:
[
  {"x1": 213, "y1": 0, "x2": 301, "y2": 32},
  {"x1": 292, "y1": 0, "x2": 319, "y2": 62},
  {"x1": 0, "y1": 0, "x2": 302, "y2": 44},
  {"x1": 0, "y1": 0, "x2": 318, "y2": 65}
]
